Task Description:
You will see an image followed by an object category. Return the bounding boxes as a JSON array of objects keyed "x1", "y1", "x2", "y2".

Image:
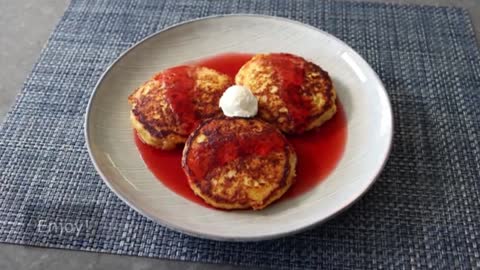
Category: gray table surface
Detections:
[{"x1": 1, "y1": 0, "x2": 479, "y2": 269}]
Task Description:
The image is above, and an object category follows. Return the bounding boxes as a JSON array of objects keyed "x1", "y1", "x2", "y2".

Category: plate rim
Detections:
[{"x1": 85, "y1": 14, "x2": 393, "y2": 241}]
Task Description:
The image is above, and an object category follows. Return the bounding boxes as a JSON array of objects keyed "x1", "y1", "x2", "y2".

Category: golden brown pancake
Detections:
[
  {"x1": 235, "y1": 53, "x2": 337, "y2": 134},
  {"x1": 182, "y1": 117, "x2": 297, "y2": 210},
  {"x1": 128, "y1": 66, "x2": 233, "y2": 149}
]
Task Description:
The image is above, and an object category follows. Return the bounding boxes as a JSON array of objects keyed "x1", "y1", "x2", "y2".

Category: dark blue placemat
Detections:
[{"x1": 1, "y1": 0, "x2": 479, "y2": 269}]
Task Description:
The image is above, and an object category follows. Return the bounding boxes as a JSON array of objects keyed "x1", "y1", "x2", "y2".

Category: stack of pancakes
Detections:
[{"x1": 128, "y1": 53, "x2": 336, "y2": 210}]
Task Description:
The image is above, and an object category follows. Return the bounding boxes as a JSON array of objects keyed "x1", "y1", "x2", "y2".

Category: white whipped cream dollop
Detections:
[{"x1": 219, "y1": 85, "x2": 258, "y2": 118}]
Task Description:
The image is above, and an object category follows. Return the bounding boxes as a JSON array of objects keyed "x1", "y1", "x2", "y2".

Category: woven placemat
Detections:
[{"x1": 1, "y1": 0, "x2": 479, "y2": 268}]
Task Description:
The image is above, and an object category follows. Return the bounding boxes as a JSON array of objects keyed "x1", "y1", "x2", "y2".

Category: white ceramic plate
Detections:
[{"x1": 85, "y1": 15, "x2": 393, "y2": 241}]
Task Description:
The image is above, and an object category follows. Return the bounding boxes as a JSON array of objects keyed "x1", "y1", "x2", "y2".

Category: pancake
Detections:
[
  {"x1": 235, "y1": 53, "x2": 337, "y2": 134},
  {"x1": 182, "y1": 117, "x2": 297, "y2": 210},
  {"x1": 128, "y1": 66, "x2": 233, "y2": 149}
]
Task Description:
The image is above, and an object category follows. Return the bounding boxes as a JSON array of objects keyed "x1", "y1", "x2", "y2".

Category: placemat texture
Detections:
[{"x1": 1, "y1": 0, "x2": 479, "y2": 269}]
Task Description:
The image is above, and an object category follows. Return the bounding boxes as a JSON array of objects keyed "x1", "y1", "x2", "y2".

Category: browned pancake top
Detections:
[
  {"x1": 182, "y1": 117, "x2": 296, "y2": 208},
  {"x1": 128, "y1": 66, "x2": 233, "y2": 138},
  {"x1": 235, "y1": 53, "x2": 335, "y2": 133}
]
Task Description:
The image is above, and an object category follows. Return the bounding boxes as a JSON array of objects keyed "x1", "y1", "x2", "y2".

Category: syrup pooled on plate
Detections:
[{"x1": 134, "y1": 53, "x2": 348, "y2": 206}]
